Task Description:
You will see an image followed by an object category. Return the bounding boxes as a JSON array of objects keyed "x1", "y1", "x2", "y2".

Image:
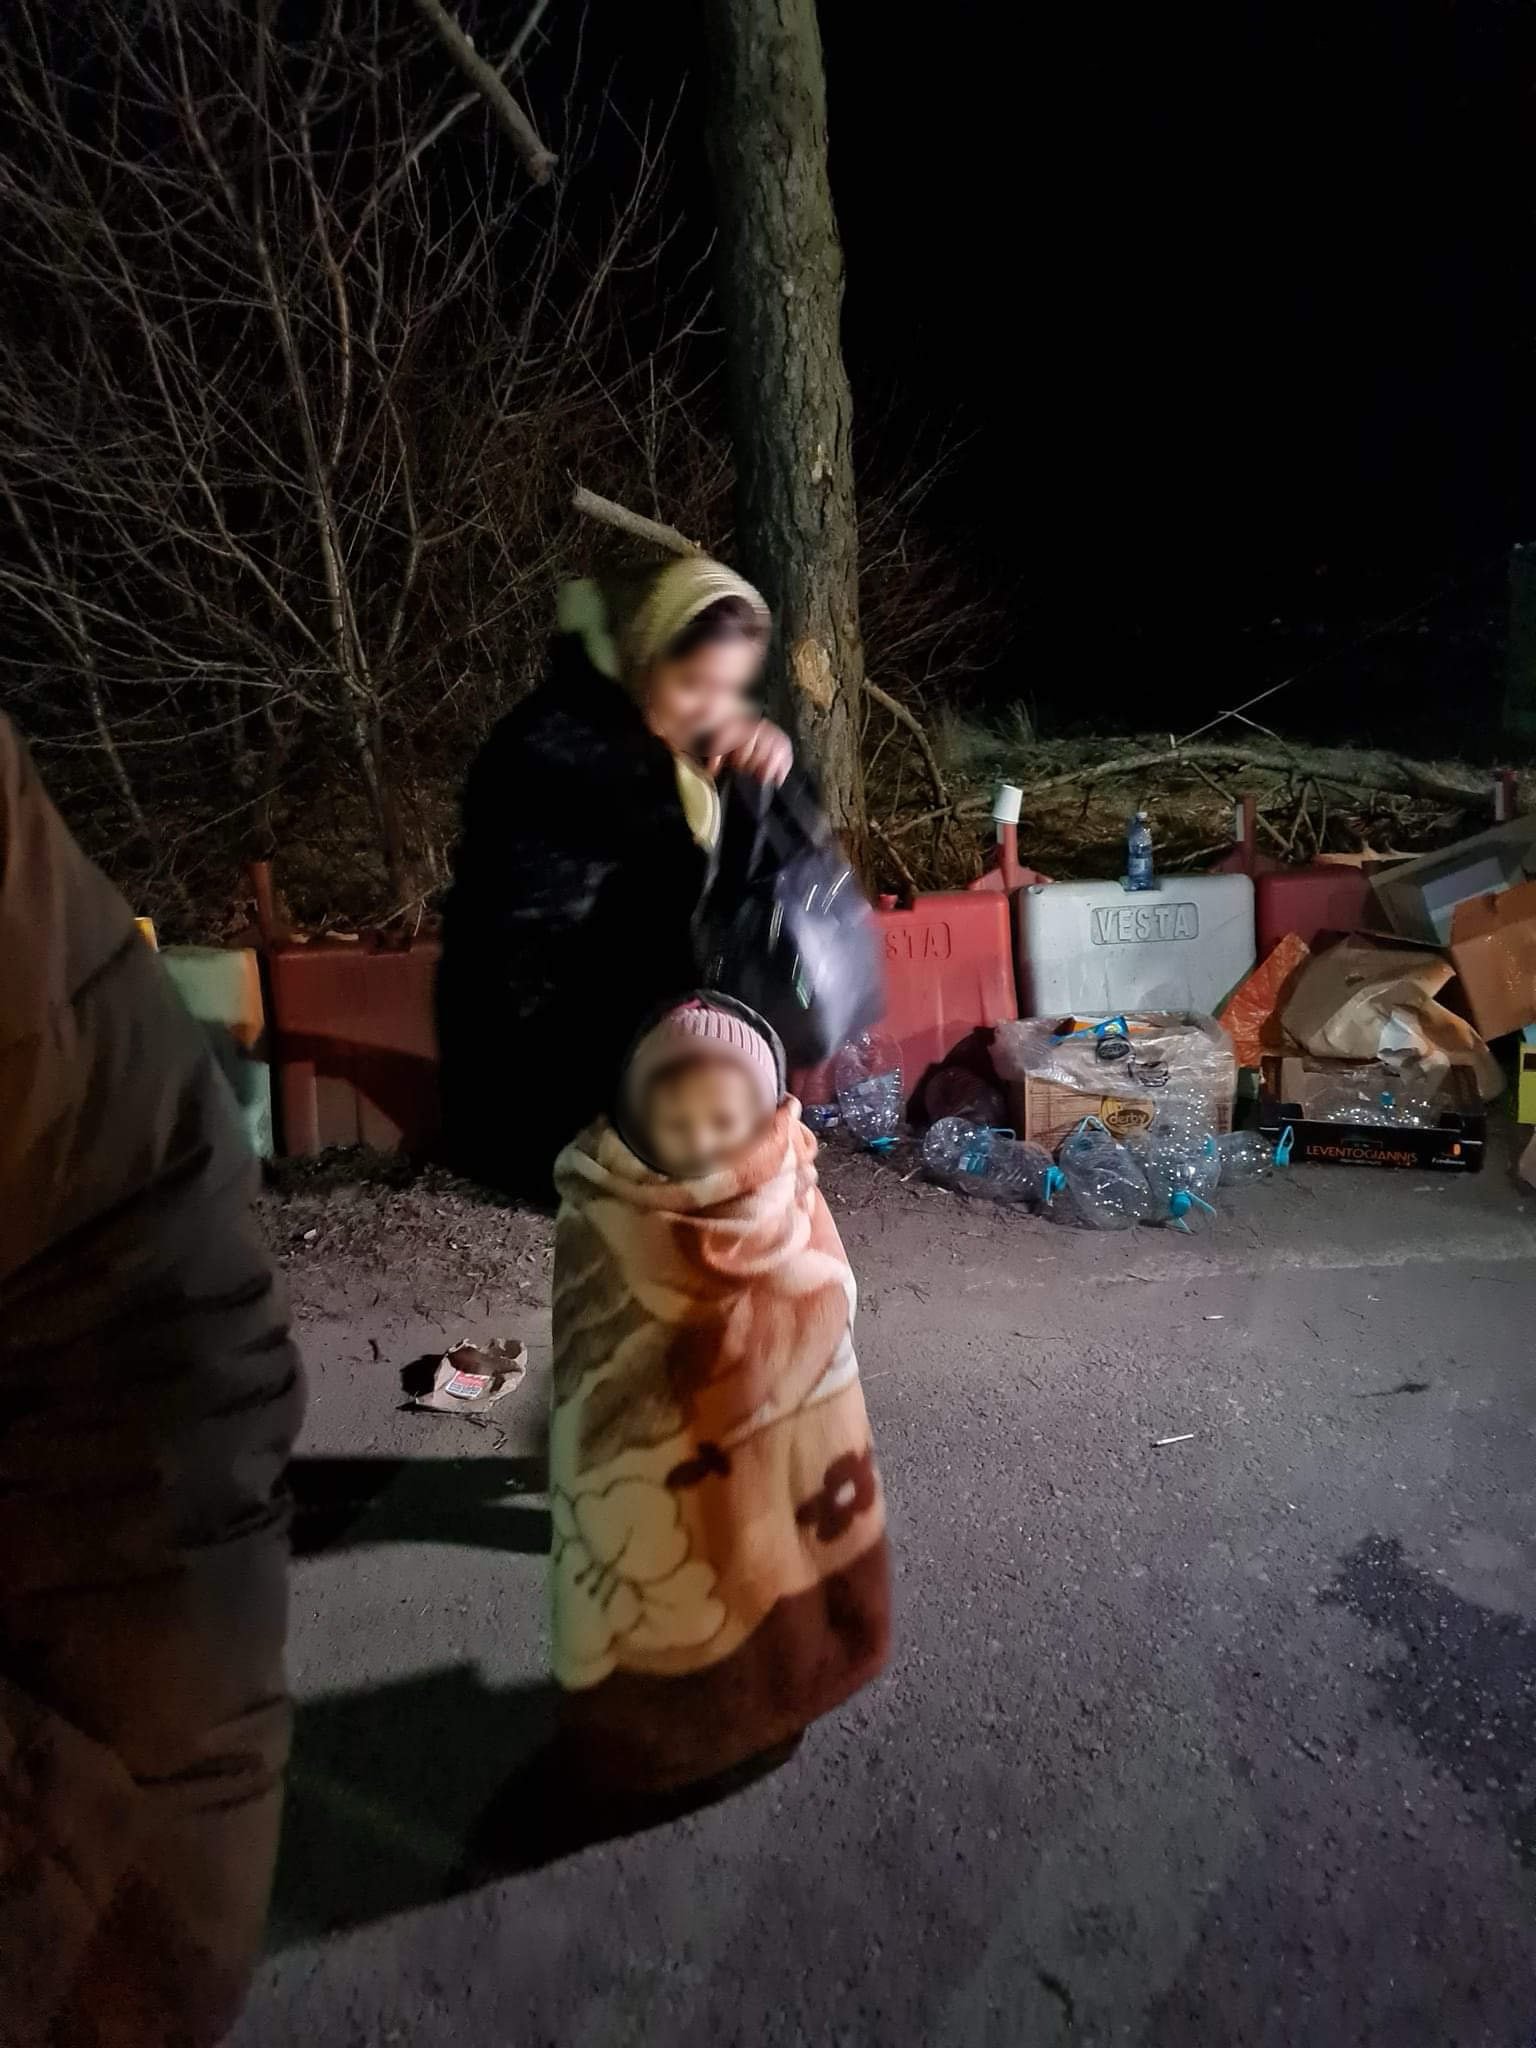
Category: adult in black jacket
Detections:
[
  {"x1": 0, "y1": 714, "x2": 303, "y2": 2047},
  {"x1": 437, "y1": 556, "x2": 792, "y2": 1200}
]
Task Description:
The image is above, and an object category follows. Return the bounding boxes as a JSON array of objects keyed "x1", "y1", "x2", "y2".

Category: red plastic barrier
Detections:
[
  {"x1": 266, "y1": 940, "x2": 440, "y2": 1156},
  {"x1": 1255, "y1": 866, "x2": 1376, "y2": 956},
  {"x1": 877, "y1": 891, "x2": 1018, "y2": 1086},
  {"x1": 1214, "y1": 796, "x2": 1378, "y2": 955},
  {"x1": 795, "y1": 891, "x2": 1019, "y2": 1111},
  {"x1": 266, "y1": 891, "x2": 1022, "y2": 1156}
]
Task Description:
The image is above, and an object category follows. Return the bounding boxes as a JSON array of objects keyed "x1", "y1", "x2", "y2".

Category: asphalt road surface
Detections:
[{"x1": 233, "y1": 1136, "x2": 1536, "y2": 2047}]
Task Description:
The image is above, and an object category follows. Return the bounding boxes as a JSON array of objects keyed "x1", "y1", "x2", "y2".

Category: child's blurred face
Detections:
[{"x1": 646, "y1": 1058, "x2": 762, "y2": 1178}]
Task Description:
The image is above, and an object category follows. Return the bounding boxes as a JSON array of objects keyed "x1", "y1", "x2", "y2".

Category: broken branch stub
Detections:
[
  {"x1": 412, "y1": 0, "x2": 556, "y2": 186},
  {"x1": 569, "y1": 486, "x2": 701, "y2": 557}
]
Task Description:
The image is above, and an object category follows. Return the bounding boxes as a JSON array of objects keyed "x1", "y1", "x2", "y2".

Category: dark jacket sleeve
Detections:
[{"x1": 0, "y1": 714, "x2": 303, "y2": 2047}]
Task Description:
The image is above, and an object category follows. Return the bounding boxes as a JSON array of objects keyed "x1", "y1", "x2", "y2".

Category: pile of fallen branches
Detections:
[{"x1": 865, "y1": 732, "x2": 1528, "y2": 895}]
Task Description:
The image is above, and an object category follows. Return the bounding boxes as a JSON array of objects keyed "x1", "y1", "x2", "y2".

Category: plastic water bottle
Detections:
[
  {"x1": 1377, "y1": 1088, "x2": 1441, "y2": 1129},
  {"x1": 1304, "y1": 1077, "x2": 1378, "y2": 1125},
  {"x1": 1155, "y1": 1092, "x2": 1218, "y2": 1151},
  {"x1": 923, "y1": 1118, "x2": 1062, "y2": 1204},
  {"x1": 1129, "y1": 1131, "x2": 1220, "y2": 1232},
  {"x1": 1125, "y1": 809, "x2": 1155, "y2": 892},
  {"x1": 834, "y1": 1028, "x2": 904, "y2": 1149},
  {"x1": 1055, "y1": 1122, "x2": 1153, "y2": 1230},
  {"x1": 1215, "y1": 1131, "x2": 1279, "y2": 1185},
  {"x1": 1307, "y1": 1076, "x2": 1440, "y2": 1128}
]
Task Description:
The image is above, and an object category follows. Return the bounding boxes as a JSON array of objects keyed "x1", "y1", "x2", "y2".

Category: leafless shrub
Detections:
[
  {"x1": 0, "y1": 0, "x2": 725, "y2": 929},
  {"x1": 0, "y1": 0, "x2": 1000, "y2": 929}
]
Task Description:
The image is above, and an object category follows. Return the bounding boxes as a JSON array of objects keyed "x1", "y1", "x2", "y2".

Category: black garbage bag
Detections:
[{"x1": 694, "y1": 768, "x2": 884, "y2": 1070}]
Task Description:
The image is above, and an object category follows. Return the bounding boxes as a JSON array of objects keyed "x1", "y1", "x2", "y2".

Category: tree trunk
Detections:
[{"x1": 702, "y1": 0, "x2": 867, "y2": 848}]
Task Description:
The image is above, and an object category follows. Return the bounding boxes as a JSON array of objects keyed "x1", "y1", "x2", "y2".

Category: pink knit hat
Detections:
[{"x1": 622, "y1": 996, "x2": 783, "y2": 1130}]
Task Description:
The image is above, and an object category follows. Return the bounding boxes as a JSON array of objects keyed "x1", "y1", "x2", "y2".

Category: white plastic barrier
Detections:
[{"x1": 1014, "y1": 875, "x2": 1256, "y2": 1016}]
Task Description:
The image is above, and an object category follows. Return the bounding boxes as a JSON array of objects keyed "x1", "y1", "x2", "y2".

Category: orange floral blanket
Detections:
[{"x1": 550, "y1": 1101, "x2": 889, "y2": 1790}]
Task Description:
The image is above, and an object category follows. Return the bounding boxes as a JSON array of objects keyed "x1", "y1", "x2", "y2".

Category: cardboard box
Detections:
[
  {"x1": 1258, "y1": 1055, "x2": 1485, "y2": 1173},
  {"x1": 995, "y1": 1013, "x2": 1237, "y2": 1153},
  {"x1": 1371, "y1": 812, "x2": 1536, "y2": 946},
  {"x1": 1441, "y1": 880, "x2": 1536, "y2": 1043},
  {"x1": 1010, "y1": 1072, "x2": 1233, "y2": 1153},
  {"x1": 1279, "y1": 935, "x2": 1504, "y2": 1096}
]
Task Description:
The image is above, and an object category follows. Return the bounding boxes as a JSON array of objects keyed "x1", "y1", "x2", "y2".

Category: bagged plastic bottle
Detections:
[
  {"x1": 1055, "y1": 1121, "x2": 1153, "y2": 1230},
  {"x1": 1215, "y1": 1130, "x2": 1279, "y2": 1186},
  {"x1": 923, "y1": 1118, "x2": 1062, "y2": 1204},
  {"x1": 834, "y1": 1027, "x2": 904, "y2": 1149}
]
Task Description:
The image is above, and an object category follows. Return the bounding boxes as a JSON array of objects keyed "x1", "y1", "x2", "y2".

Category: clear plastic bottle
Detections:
[
  {"x1": 1215, "y1": 1130, "x2": 1279, "y2": 1185},
  {"x1": 1164, "y1": 1183, "x2": 1218, "y2": 1233},
  {"x1": 1055, "y1": 1123, "x2": 1153, "y2": 1230},
  {"x1": 1125, "y1": 809, "x2": 1155, "y2": 892},
  {"x1": 1305, "y1": 1076, "x2": 1379, "y2": 1125},
  {"x1": 923, "y1": 1118, "x2": 1062, "y2": 1204},
  {"x1": 1129, "y1": 1130, "x2": 1221, "y2": 1230},
  {"x1": 1153, "y1": 1092, "x2": 1219, "y2": 1151},
  {"x1": 834, "y1": 1027, "x2": 904, "y2": 1148},
  {"x1": 1378, "y1": 1088, "x2": 1441, "y2": 1129}
]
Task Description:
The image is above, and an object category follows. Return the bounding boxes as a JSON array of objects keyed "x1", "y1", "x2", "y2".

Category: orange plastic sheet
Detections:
[{"x1": 1219, "y1": 932, "x2": 1312, "y2": 1070}]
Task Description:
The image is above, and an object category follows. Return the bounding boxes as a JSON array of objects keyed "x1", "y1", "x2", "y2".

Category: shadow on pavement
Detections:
[
  {"x1": 288, "y1": 1453, "x2": 552, "y2": 1559},
  {"x1": 274, "y1": 1458, "x2": 800, "y2": 1940},
  {"x1": 1322, "y1": 1532, "x2": 1536, "y2": 1868},
  {"x1": 272, "y1": 1456, "x2": 555, "y2": 1944},
  {"x1": 272, "y1": 1663, "x2": 560, "y2": 1946}
]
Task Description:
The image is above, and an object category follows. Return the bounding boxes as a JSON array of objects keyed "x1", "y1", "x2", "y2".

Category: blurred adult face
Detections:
[{"x1": 643, "y1": 636, "x2": 764, "y2": 752}]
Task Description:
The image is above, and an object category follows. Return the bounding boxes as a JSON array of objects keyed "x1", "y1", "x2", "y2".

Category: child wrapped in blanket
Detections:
[{"x1": 549, "y1": 992, "x2": 890, "y2": 1797}]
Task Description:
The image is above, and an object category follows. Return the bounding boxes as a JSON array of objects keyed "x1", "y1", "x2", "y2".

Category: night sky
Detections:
[{"x1": 539, "y1": 0, "x2": 1536, "y2": 745}]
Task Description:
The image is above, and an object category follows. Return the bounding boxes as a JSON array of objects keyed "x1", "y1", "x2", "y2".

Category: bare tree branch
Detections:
[
  {"x1": 886, "y1": 740, "x2": 1490, "y2": 842},
  {"x1": 864, "y1": 678, "x2": 950, "y2": 815},
  {"x1": 376, "y1": 0, "x2": 554, "y2": 212},
  {"x1": 571, "y1": 483, "x2": 701, "y2": 556},
  {"x1": 410, "y1": 0, "x2": 556, "y2": 185},
  {"x1": 0, "y1": 0, "x2": 723, "y2": 930}
]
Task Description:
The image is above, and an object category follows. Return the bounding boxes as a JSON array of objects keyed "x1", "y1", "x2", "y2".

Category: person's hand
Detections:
[{"x1": 708, "y1": 716, "x2": 793, "y2": 787}]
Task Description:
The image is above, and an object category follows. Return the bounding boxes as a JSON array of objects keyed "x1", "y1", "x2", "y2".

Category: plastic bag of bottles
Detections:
[
  {"x1": 1053, "y1": 1120, "x2": 1153, "y2": 1230},
  {"x1": 923, "y1": 1118, "x2": 1062, "y2": 1204},
  {"x1": 834, "y1": 1027, "x2": 904, "y2": 1149}
]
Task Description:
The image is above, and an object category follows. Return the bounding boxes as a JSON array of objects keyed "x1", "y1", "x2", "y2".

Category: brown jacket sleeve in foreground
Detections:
[{"x1": 0, "y1": 716, "x2": 304, "y2": 2048}]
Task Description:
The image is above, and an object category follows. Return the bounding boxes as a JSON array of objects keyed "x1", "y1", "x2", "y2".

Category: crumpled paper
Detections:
[
  {"x1": 404, "y1": 1337, "x2": 528, "y2": 1414},
  {"x1": 1280, "y1": 938, "x2": 1503, "y2": 1102}
]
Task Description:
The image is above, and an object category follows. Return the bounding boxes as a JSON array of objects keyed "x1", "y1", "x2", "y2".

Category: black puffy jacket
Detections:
[{"x1": 437, "y1": 638, "x2": 712, "y2": 1199}]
